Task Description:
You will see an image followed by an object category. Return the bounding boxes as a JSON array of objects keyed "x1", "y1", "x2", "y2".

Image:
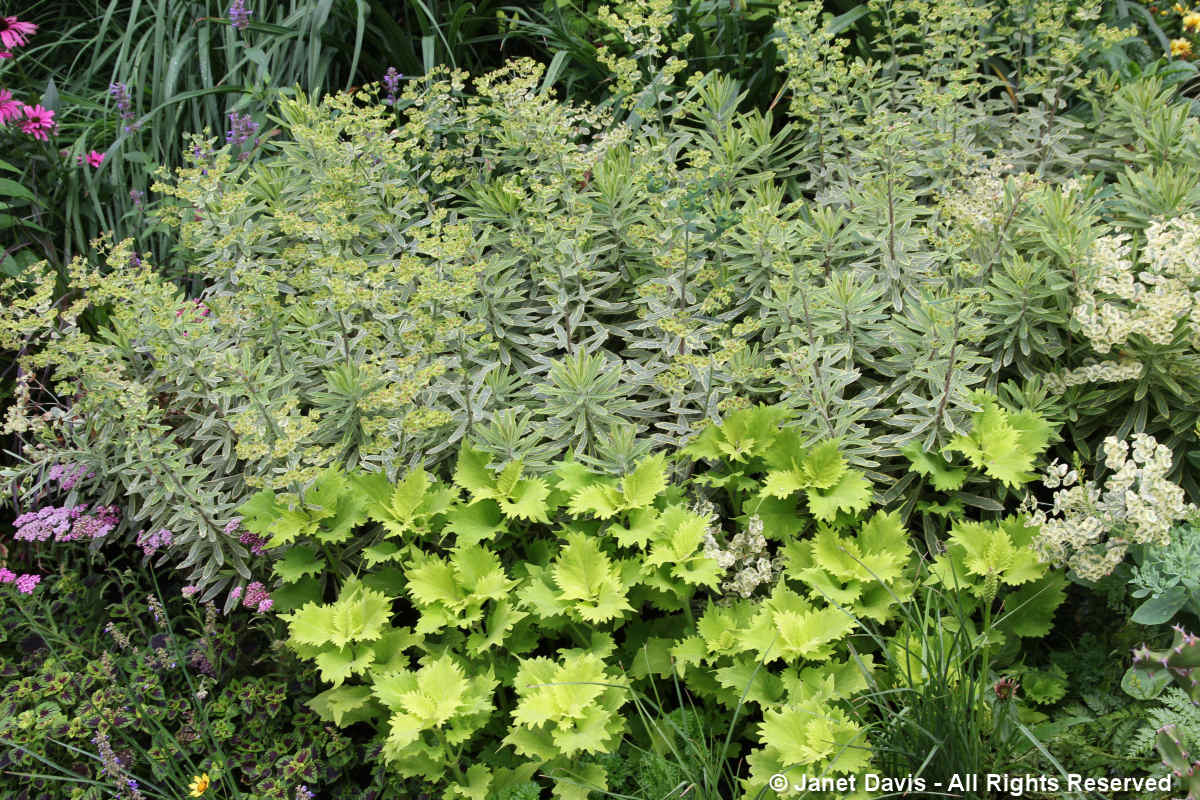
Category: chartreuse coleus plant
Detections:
[
  {"x1": 897, "y1": 389, "x2": 1056, "y2": 536},
  {"x1": 886, "y1": 391, "x2": 1066, "y2": 719},
  {"x1": 242, "y1": 399, "x2": 1055, "y2": 799}
]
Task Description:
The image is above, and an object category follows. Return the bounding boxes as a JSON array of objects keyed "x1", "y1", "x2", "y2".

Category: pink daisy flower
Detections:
[
  {"x1": 20, "y1": 104, "x2": 55, "y2": 141},
  {"x1": 0, "y1": 89, "x2": 22, "y2": 125},
  {"x1": 0, "y1": 17, "x2": 37, "y2": 50}
]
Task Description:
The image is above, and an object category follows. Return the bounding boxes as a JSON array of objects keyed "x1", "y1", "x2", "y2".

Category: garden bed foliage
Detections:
[{"x1": 3, "y1": 0, "x2": 1200, "y2": 797}]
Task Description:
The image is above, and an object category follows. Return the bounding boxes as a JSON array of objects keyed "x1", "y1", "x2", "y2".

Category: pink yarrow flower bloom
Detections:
[
  {"x1": 20, "y1": 104, "x2": 56, "y2": 141},
  {"x1": 0, "y1": 17, "x2": 37, "y2": 50},
  {"x1": 15, "y1": 574, "x2": 41, "y2": 594}
]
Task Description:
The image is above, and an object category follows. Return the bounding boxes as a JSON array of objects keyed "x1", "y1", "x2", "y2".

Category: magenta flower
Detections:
[
  {"x1": 86, "y1": 150, "x2": 105, "y2": 167},
  {"x1": 0, "y1": 17, "x2": 37, "y2": 50},
  {"x1": 242, "y1": 581, "x2": 273, "y2": 613},
  {"x1": 181, "y1": 585, "x2": 199, "y2": 598},
  {"x1": 0, "y1": 568, "x2": 16, "y2": 584},
  {"x1": 0, "y1": 89, "x2": 22, "y2": 125},
  {"x1": 15, "y1": 574, "x2": 41, "y2": 594},
  {"x1": 20, "y1": 104, "x2": 56, "y2": 141},
  {"x1": 136, "y1": 528, "x2": 173, "y2": 556},
  {"x1": 48, "y1": 462, "x2": 95, "y2": 491}
]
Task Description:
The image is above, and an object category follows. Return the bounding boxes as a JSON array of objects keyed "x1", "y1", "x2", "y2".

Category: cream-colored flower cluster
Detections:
[
  {"x1": 1072, "y1": 216, "x2": 1200, "y2": 353},
  {"x1": 941, "y1": 164, "x2": 1038, "y2": 234},
  {"x1": 1047, "y1": 215, "x2": 1200, "y2": 394},
  {"x1": 699, "y1": 510, "x2": 784, "y2": 599},
  {"x1": 1043, "y1": 358, "x2": 1144, "y2": 393},
  {"x1": 1029, "y1": 433, "x2": 1194, "y2": 581}
]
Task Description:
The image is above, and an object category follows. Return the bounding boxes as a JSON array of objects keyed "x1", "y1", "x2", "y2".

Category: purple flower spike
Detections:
[
  {"x1": 229, "y1": 0, "x2": 251, "y2": 30},
  {"x1": 383, "y1": 67, "x2": 401, "y2": 106}
]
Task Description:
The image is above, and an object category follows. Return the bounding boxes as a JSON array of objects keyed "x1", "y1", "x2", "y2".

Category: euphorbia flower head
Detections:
[{"x1": 0, "y1": 17, "x2": 37, "y2": 50}]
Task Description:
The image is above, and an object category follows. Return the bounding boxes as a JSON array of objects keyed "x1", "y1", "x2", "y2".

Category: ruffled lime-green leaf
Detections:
[
  {"x1": 757, "y1": 702, "x2": 869, "y2": 773},
  {"x1": 286, "y1": 603, "x2": 337, "y2": 647},
  {"x1": 362, "y1": 540, "x2": 405, "y2": 567},
  {"x1": 917, "y1": 497, "x2": 965, "y2": 517},
  {"x1": 553, "y1": 459, "x2": 600, "y2": 496},
  {"x1": 305, "y1": 467, "x2": 346, "y2": 520},
  {"x1": 552, "y1": 532, "x2": 632, "y2": 623},
  {"x1": 672, "y1": 556, "x2": 723, "y2": 589},
  {"x1": 237, "y1": 489, "x2": 282, "y2": 536},
  {"x1": 761, "y1": 468, "x2": 808, "y2": 499},
  {"x1": 518, "y1": 565, "x2": 570, "y2": 620},
  {"x1": 551, "y1": 704, "x2": 621, "y2": 756},
  {"x1": 499, "y1": 477, "x2": 551, "y2": 523},
  {"x1": 371, "y1": 626, "x2": 422, "y2": 673},
  {"x1": 380, "y1": 466, "x2": 430, "y2": 535},
  {"x1": 307, "y1": 684, "x2": 379, "y2": 726},
  {"x1": 945, "y1": 394, "x2": 1042, "y2": 488},
  {"x1": 609, "y1": 506, "x2": 660, "y2": 549},
  {"x1": 351, "y1": 471, "x2": 396, "y2": 517},
  {"x1": 997, "y1": 574, "x2": 1067, "y2": 638},
  {"x1": 283, "y1": 577, "x2": 390, "y2": 648},
  {"x1": 495, "y1": 459, "x2": 524, "y2": 498},
  {"x1": 567, "y1": 481, "x2": 623, "y2": 519},
  {"x1": 621, "y1": 452, "x2": 668, "y2": 508},
  {"x1": 775, "y1": 607, "x2": 857, "y2": 662},
  {"x1": 467, "y1": 600, "x2": 528, "y2": 655},
  {"x1": 698, "y1": 600, "x2": 757, "y2": 655},
  {"x1": 444, "y1": 499, "x2": 506, "y2": 545},
  {"x1": 448, "y1": 764, "x2": 493, "y2": 800},
  {"x1": 504, "y1": 724, "x2": 558, "y2": 761},
  {"x1": 671, "y1": 635, "x2": 708, "y2": 674},
  {"x1": 854, "y1": 581, "x2": 908, "y2": 622},
  {"x1": 314, "y1": 643, "x2": 376, "y2": 687},
  {"x1": 551, "y1": 761, "x2": 609, "y2": 800},
  {"x1": 646, "y1": 505, "x2": 707, "y2": 566},
  {"x1": 802, "y1": 440, "x2": 847, "y2": 490},
  {"x1": 270, "y1": 575, "x2": 322, "y2": 614},
  {"x1": 265, "y1": 507, "x2": 317, "y2": 548},
  {"x1": 453, "y1": 544, "x2": 513, "y2": 601},
  {"x1": 274, "y1": 545, "x2": 326, "y2": 583},
  {"x1": 856, "y1": 511, "x2": 910, "y2": 583},
  {"x1": 316, "y1": 487, "x2": 368, "y2": 543},
  {"x1": 715, "y1": 656, "x2": 784, "y2": 707},
  {"x1": 409, "y1": 655, "x2": 470, "y2": 726},
  {"x1": 407, "y1": 555, "x2": 466, "y2": 612},
  {"x1": 806, "y1": 469, "x2": 872, "y2": 523},
  {"x1": 751, "y1": 494, "x2": 807, "y2": 540},
  {"x1": 901, "y1": 441, "x2": 967, "y2": 491},
  {"x1": 680, "y1": 404, "x2": 791, "y2": 463},
  {"x1": 1008, "y1": 408, "x2": 1052, "y2": 458},
  {"x1": 454, "y1": 442, "x2": 496, "y2": 496},
  {"x1": 810, "y1": 527, "x2": 865, "y2": 582},
  {"x1": 328, "y1": 579, "x2": 392, "y2": 646}
]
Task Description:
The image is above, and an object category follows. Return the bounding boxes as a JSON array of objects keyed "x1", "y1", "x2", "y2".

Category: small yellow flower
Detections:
[
  {"x1": 188, "y1": 773, "x2": 211, "y2": 797},
  {"x1": 1175, "y1": 2, "x2": 1188, "y2": 12},
  {"x1": 1184, "y1": 11, "x2": 1200, "y2": 30},
  {"x1": 1172, "y1": 37, "x2": 1194, "y2": 58}
]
